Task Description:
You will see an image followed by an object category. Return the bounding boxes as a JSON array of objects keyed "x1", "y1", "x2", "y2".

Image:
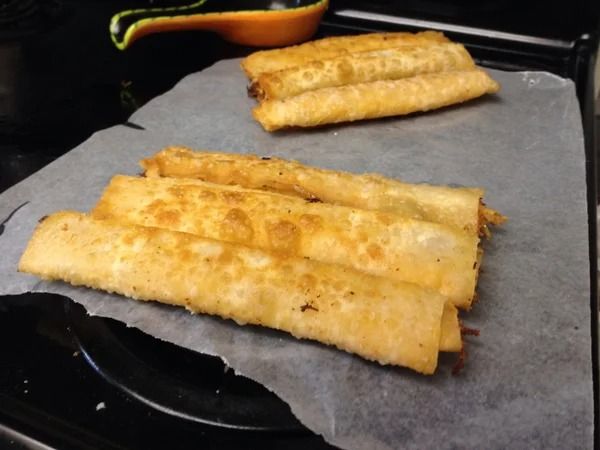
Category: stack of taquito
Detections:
[
  {"x1": 242, "y1": 31, "x2": 500, "y2": 131},
  {"x1": 19, "y1": 147, "x2": 505, "y2": 375}
]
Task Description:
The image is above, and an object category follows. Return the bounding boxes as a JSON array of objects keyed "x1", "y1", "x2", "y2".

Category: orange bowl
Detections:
[{"x1": 110, "y1": 0, "x2": 328, "y2": 50}]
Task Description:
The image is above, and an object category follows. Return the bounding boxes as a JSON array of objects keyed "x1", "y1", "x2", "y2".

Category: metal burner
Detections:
[{"x1": 65, "y1": 302, "x2": 304, "y2": 432}]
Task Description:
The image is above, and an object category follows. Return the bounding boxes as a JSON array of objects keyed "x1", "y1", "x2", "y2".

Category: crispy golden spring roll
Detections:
[
  {"x1": 93, "y1": 175, "x2": 462, "y2": 351},
  {"x1": 253, "y1": 69, "x2": 500, "y2": 131},
  {"x1": 19, "y1": 211, "x2": 451, "y2": 374},
  {"x1": 241, "y1": 30, "x2": 449, "y2": 79},
  {"x1": 92, "y1": 175, "x2": 479, "y2": 309},
  {"x1": 91, "y1": 174, "x2": 461, "y2": 350},
  {"x1": 250, "y1": 43, "x2": 476, "y2": 101},
  {"x1": 140, "y1": 148, "x2": 506, "y2": 235}
]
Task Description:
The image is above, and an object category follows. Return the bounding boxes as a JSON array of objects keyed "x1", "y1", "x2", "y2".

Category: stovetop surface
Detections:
[
  {"x1": 0, "y1": 2, "x2": 337, "y2": 447},
  {"x1": 329, "y1": 0, "x2": 600, "y2": 41},
  {"x1": 1, "y1": 1, "x2": 598, "y2": 449},
  {"x1": 1, "y1": 294, "x2": 331, "y2": 449}
]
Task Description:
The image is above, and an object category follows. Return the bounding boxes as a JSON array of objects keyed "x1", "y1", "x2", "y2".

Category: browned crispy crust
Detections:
[
  {"x1": 141, "y1": 147, "x2": 505, "y2": 237},
  {"x1": 252, "y1": 69, "x2": 500, "y2": 131},
  {"x1": 92, "y1": 175, "x2": 480, "y2": 309},
  {"x1": 19, "y1": 211, "x2": 454, "y2": 374},
  {"x1": 251, "y1": 43, "x2": 476, "y2": 101},
  {"x1": 241, "y1": 30, "x2": 450, "y2": 79}
]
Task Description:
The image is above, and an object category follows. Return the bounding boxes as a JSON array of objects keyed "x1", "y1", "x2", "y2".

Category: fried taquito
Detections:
[{"x1": 19, "y1": 211, "x2": 454, "y2": 374}]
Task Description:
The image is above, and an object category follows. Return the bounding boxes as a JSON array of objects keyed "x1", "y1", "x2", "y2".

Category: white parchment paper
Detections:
[{"x1": 0, "y1": 60, "x2": 592, "y2": 449}]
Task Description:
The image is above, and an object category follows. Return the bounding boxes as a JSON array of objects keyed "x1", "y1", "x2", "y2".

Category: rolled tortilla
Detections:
[
  {"x1": 140, "y1": 147, "x2": 506, "y2": 236},
  {"x1": 440, "y1": 303, "x2": 461, "y2": 352},
  {"x1": 241, "y1": 30, "x2": 449, "y2": 79},
  {"x1": 250, "y1": 43, "x2": 476, "y2": 100},
  {"x1": 91, "y1": 175, "x2": 480, "y2": 309},
  {"x1": 252, "y1": 69, "x2": 500, "y2": 131},
  {"x1": 19, "y1": 211, "x2": 450, "y2": 374}
]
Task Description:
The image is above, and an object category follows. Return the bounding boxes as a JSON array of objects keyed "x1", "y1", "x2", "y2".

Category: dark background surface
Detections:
[
  {"x1": 0, "y1": 0, "x2": 252, "y2": 194},
  {"x1": 335, "y1": 0, "x2": 600, "y2": 40}
]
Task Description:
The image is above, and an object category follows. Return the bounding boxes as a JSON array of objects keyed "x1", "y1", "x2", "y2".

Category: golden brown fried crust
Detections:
[
  {"x1": 19, "y1": 211, "x2": 451, "y2": 374},
  {"x1": 251, "y1": 43, "x2": 476, "y2": 101},
  {"x1": 440, "y1": 303, "x2": 462, "y2": 352},
  {"x1": 92, "y1": 175, "x2": 480, "y2": 308},
  {"x1": 252, "y1": 69, "x2": 500, "y2": 131},
  {"x1": 140, "y1": 147, "x2": 504, "y2": 237},
  {"x1": 241, "y1": 30, "x2": 450, "y2": 79}
]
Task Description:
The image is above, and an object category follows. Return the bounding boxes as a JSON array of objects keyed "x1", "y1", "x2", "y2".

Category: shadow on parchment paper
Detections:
[{"x1": 74, "y1": 289, "x2": 464, "y2": 380}]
